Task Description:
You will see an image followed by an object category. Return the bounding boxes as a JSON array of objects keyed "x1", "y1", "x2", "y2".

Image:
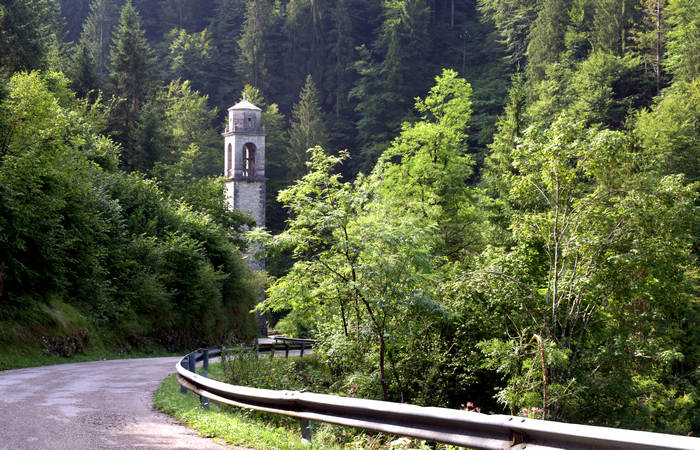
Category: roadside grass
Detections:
[
  {"x1": 0, "y1": 298, "x2": 178, "y2": 371},
  {"x1": 155, "y1": 359, "x2": 457, "y2": 449},
  {"x1": 154, "y1": 366, "x2": 342, "y2": 449}
]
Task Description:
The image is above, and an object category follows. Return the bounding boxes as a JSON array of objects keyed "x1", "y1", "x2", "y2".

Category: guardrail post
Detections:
[
  {"x1": 299, "y1": 418, "x2": 312, "y2": 444},
  {"x1": 300, "y1": 342, "x2": 305, "y2": 357},
  {"x1": 255, "y1": 341, "x2": 259, "y2": 359},
  {"x1": 200, "y1": 348, "x2": 210, "y2": 410},
  {"x1": 285, "y1": 344, "x2": 289, "y2": 358},
  {"x1": 180, "y1": 356, "x2": 188, "y2": 393},
  {"x1": 188, "y1": 352, "x2": 196, "y2": 373}
]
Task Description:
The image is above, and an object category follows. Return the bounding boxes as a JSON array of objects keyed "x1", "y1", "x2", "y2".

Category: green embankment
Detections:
[{"x1": 0, "y1": 299, "x2": 176, "y2": 371}]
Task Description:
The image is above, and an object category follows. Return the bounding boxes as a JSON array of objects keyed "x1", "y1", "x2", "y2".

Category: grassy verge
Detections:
[
  {"x1": 0, "y1": 299, "x2": 177, "y2": 371},
  {"x1": 155, "y1": 359, "x2": 460, "y2": 449},
  {"x1": 154, "y1": 365, "x2": 341, "y2": 449}
]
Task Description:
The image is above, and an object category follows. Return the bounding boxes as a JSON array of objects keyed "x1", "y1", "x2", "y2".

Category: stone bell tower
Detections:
[
  {"x1": 224, "y1": 94, "x2": 266, "y2": 228},
  {"x1": 223, "y1": 94, "x2": 267, "y2": 335}
]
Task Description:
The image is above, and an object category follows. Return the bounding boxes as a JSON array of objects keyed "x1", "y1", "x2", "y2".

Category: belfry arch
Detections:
[{"x1": 243, "y1": 143, "x2": 256, "y2": 177}]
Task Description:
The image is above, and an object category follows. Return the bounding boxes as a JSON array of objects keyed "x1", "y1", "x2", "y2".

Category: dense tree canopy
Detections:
[{"x1": 0, "y1": 0, "x2": 697, "y2": 435}]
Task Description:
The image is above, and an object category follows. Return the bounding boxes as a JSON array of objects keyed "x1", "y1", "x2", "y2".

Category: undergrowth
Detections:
[
  {"x1": 0, "y1": 299, "x2": 177, "y2": 371},
  {"x1": 155, "y1": 354, "x2": 463, "y2": 449}
]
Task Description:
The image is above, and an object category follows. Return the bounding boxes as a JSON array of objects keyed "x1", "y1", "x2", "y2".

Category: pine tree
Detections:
[
  {"x1": 352, "y1": 0, "x2": 432, "y2": 173},
  {"x1": 665, "y1": 0, "x2": 700, "y2": 83},
  {"x1": 80, "y1": 0, "x2": 118, "y2": 77},
  {"x1": 236, "y1": 0, "x2": 273, "y2": 92},
  {"x1": 526, "y1": 0, "x2": 569, "y2": 81},
  {"x1": 167, "y1": 28, "x2": 218, "y2": 97},
  {"x1": 282, "y1": 0, "x2": 313, "y2": 100},
  {"x1": 209, "y1": 0, "x2": 247, "y2": 110},
  {"x1": 132, "y1": 97, "x2": 171, "y2": 172},
  {"x1": 590, "y1": 0, "x2": 638, "y2": 56},
  {"x1": 58, "y1": 0, "x2": 92, "y2": 43},
  {"x1": 631, "y1": 0, "x2": 669, "y2": 93},
  {"x1": 68, "y1": 38, "x2": 101, "y2": 99},
  {"x1": 286, "y1": 75, "x2": 328, "y2": 182},
  {"x1": 329, "y1": 0, "x2": 354, "y2": 119},
  {"x1": 379, "y1": 0, "x2": 431, "y2": 96},
  {"x1": 0, "y1": 0, "x2": 62, "y2": 72},
  {"x1": 478, "y1": 0, "x2": 539, "y2": 67},
  {"x1": 109, "y1": 0, "x2": 157, "y2": 166}
]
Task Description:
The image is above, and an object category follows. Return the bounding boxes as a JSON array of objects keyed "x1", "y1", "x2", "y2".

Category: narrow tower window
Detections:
[
  {"x1": 244, "y1": 143, "x2": 256, "y2": 177},
  {"x1": 227, "y1": 144, "x2": 233, "y2": 176}
]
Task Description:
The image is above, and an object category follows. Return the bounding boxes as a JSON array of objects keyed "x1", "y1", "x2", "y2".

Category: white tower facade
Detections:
[
  {"x1": 223, "y1": 95, "x2": 267, "y2": 335},
  {"x1": 224, "y1": 95, "x2": 266, "y2": 230}
]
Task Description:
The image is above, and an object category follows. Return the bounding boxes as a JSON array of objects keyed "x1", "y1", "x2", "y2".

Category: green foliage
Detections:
[
  {"x1": 223, "y1": 350, "x2": 332, "y2": 392},
  {"x1": 79, "y1": 0, "x2": 118, "y2": 78},
  {"x1": 0, "y1": 71, "x2": 258, "y2": 351},
  {"x1": 527, "y1": 53, "x2": 655, "y2": 130},
  {"x1": 236, "y1": 0, "x2": 276, "y2": 93},
  {"x1": 286, "y1": 75, "x2": 329, "y2": 182},
  {"x1": 665, "y1": 0, "x2": 700, "y2": 83},
  {"x1": 0, "y1": 0, "x2": 62, "y2": 72},
  {"x1": 476, "y1": 114, "x2": 697, "y2": 430},
  {"x1": 166, "y1": 28, "x2": 219, "y2": 97},
  {"x1": 478, "y1": 0, "x2": 539, "y2": 67},
  {"x1": 526, "y1": 0, "x2": 569, "y2": 81},
  {"x1": 262, "y1": 71, "x2": 481, "y2": 404},
  {"x1": 68, "y1": 39, "x2": 101, "y2": 100},
  {"x1": 634, "y1": 80, "x2": 700, "y2": 182},
  {"x1": 108, "y1": 0, "x2": 156, "y2": 161}
]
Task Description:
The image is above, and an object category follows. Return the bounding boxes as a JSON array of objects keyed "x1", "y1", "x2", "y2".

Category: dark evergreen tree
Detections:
[
  {"x1": 590, "y1": 0, "x2": 639, "y2": 56},
  {"x1": 58, "y1": 0, "x2": 92, "y2": 43},
  {"x1": 665, "y1": 0, "x2": 700, "y2": 83},
  {"x1": 80, "y1": 0, "x2": 119, "y2": 77},
  {"x1": 526, "y1": 0, "x2": 569, "y2": 81},
  {"x1": 166, "y1": 28, "x2": 218, "y2": 97},
  {"x1": 477, "y1": 0, "x2": 539, "y2": 67},
  {"x1": 286, "y1": 75, "x2": 329, "y2": 182},
  {"x1": 0, "y1": 0, "x2": 62, "y2": 72},
  {"x1": 352, "y1": 0, "x2": 432, "y2": 173},
  {"x1": 109, "y1": 0, "x2": 157, "y2": 169},
  {"x1": 208, "y1": 0, "x2": 247, "y2": 110},
  {"x1": 68, "y1": 39, "x2": 101, "y2": 99},
  {"x1": 132, "y1": 97, "x2": 171, "y2": 172},
  {"x1": 236, "y1": 0, "x2": 274, "y2": 93}
]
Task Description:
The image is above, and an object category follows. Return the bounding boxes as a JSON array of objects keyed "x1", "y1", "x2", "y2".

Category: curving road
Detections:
[{"x1": 0, "y1": 357, "x2": 227, "y2": 449}]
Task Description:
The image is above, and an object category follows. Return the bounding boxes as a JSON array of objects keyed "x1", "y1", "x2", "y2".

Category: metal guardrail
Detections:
[{"x1": 176, "y1": 345, "x2": 699, "y2": 449}]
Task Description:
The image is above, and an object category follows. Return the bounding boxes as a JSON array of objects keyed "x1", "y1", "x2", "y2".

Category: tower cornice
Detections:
[{"x1": 222, "y1": 130, "x2": 266, "y2": 137}]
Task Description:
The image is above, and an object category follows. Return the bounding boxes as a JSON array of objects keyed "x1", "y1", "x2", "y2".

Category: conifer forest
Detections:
[{"x1": 0, "y1": 0, "x2": 698, "y2": 435}]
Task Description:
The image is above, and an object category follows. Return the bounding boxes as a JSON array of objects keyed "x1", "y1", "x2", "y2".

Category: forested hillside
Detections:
[{"x1": 0, "y1": 0, "x2": 698, "y2": 435}]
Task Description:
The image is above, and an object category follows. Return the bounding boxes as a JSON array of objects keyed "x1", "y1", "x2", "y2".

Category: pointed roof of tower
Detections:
[{"x1": 228, "y1": 92, "x2": 262, "y2": 111}]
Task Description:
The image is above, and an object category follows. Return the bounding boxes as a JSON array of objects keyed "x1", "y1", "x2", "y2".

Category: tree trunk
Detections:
[
  {"x1": 655, "y1": 0, "x2": 661, "y2": 95},
  {"x1": 378, "y1": 331, "x2": 388, "y2": 400}
]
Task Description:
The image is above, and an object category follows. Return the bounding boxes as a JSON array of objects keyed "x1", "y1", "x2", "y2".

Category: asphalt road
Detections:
[{"x1": 0, "y1": 357, "x2": 227, "y2": 449}]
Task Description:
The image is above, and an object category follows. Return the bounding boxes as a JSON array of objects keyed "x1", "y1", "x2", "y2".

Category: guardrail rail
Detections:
[{"x1": 176, "y1": 344, "x2": 699, "y2": 450}]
